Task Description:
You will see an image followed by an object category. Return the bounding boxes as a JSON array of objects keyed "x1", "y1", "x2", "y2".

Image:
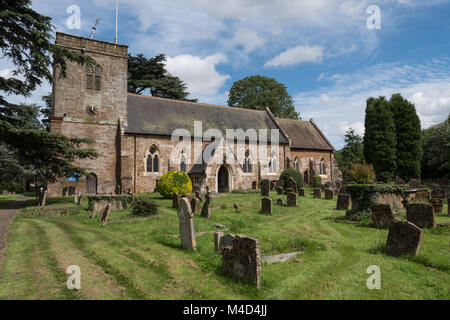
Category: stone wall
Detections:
[{"x1": 287, "y1": 149, "x2": 335, "y2": 184}]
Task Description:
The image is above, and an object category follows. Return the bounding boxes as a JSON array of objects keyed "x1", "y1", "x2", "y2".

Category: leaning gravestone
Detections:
[
  {"x1": 429, "y1": 198, "x2": 444, "y2": 213},
  {"x1": 261, "y1": 179, "x2": 270, "y2": 197},
  {"x1": 219, "y1": 233, "x2": 236, "y2": 252},
  {"x1": 287, "y1": 192, "x2": 297, "y2": 207},
  {"x1": 431, "y1": 189, "x2": 446, "y2": 199},
  {"x1": 313, "y1": 188, "x2": 322, "y2": 199},
  {"x1": 201, "y1": 194, "x2": 211, "y2": 218},
  {"x1": 261, "y1": 197, "x2": 272, "y2": 214},
  {"x1": 222, "y1": 235, "x2": 261, "y2": 288},
  {"x1": 100, "y1": 204, "x2": 111, "y2": 226},
  {"x1": 406, "y1": 203, "x2": 435, "y2": 229},
  {"x1": 233, "y1": 202, "x2": 239, "y2": 212},
  {"x1": 214, "y1": 232, "x2": 224, "y2": 252},
  {"x1": 325, "y1": 188, "x2": 334, "y2": 200},
  {"x1": 178, "y1": 198, "x2": 197, "y2": 251},
  {"x1": 276, "y1": 186, "x2": 283, "y2": 195},
  {"x1": 287, "y1": 177, "x2": 297, "y2": 194},
  {"x1": 415, "y1": 190, "x2": 430, "y2": 202},
  {"x1": 191, "y1": 197, "x2": 200, "y2": 214},
  {"x1": 336, "y1": 194, "x2": 350, "y2": 210},
  {"x1": 371, "y1": 204, "x2": 395, "y2": 228},
  {"x1": 276, "y1": 199, "x2": 285, "y2": 206},
  {"x1": 298, "y1": 188, "x2": 305, "y2": 197},
  {"x1": 173, "y1": 192, "x2": 179, "y2": 209},
  {"x1": 385, "y1": 221, "x2": 423, "y2": 257}
]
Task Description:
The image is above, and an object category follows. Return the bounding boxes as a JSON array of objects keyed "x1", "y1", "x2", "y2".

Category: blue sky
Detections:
[{"x1": 2, "y1": 0, "x2": 450, "y2": 149}]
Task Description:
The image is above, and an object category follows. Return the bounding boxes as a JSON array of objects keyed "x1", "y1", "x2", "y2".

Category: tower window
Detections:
[{"x1": 86, "y1": 64, "x2": 101, "y2": 90}]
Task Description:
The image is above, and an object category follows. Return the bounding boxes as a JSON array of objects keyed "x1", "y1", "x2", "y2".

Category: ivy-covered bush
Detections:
[
  {"x1": 312, "y1": 176, "x2": 322, "y2": 188},
  {"x1": 345, "y1": 184, "x2": 407, "y2": 221},
  {"x1": 131, "y1": 197, "x2": 158, "y2": 216},
  {"x1": 280, "y1": 169, "x2": 304, "y2": 191},
  {"x1": 158, "y1": 170, "x2": 192, "y2": 199}
]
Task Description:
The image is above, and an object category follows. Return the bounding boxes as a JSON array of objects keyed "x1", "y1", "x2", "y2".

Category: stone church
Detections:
[{"x1": 48, "y1": 33, "x2": 340, "y2": 196}]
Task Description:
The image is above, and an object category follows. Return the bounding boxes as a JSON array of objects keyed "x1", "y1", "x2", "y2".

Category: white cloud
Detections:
[
  {"x1": 232, "y1": 28, "x2": 266, "y2": 53},
  {"x1": 165, "y1": 53, "x2": 230, "y2": 99},
  {"x1": 264, "y1": 45, "x2": 324, "y2": 68}
]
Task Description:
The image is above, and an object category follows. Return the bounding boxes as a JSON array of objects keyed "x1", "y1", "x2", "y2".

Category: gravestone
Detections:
[
  {"x1": 270, "y1": 181, "x2": 276, "y2": 191},
  {"x1": 325, "y1": 189, "x2": 334, "y2": 200},
  {"x1": 252, "y1": 181, "x2": 257, "y2": 190},
  {"x1": 2, "y1": 190, "x2": 8, "y2": 195},
  {"x1": 276, "y1": 199, "x2": 285, "y2": 206},
  {"x1": 261, "y1": 197, "x2": 272, "y2": 214},
  {"x1": 222, "y1": 235, "x2": 261, "y2": 288},
  {"x1": 287, "y1": 192, "x2": 297, "y2": 207},
  {"x1": 284, "y1": 188, "x2": 293, "y2": 195},
  {"x1": 385, "y1": 221, "x2": 423, "y2": 257},
  {"x1": 182, "y1": 193, "x2": 193, "y2": 203},
  {"x1": 90, "y1": 201, "x2": 100, "y2": 219},
  {"x1": 100, "y1": 204, "x2": 111, "y2": 226},
  {"x1": 298, "y1": 188, "x2": 305, "y2": 197},
  {"x1": 406, "y1": 203, "x2": 435, "y2": 229},
  {"x1": 178, "y1": 198, "x2": 197, "y2": 251},
  {"x1": 214, "y1": 231, "x2": 224, "y2": 252},
  {"x1": 428, "y1": 198, "x2": 443, "y2": 214},
  {"x1": 201, "y1": 194, "x2": 211, "y2": 218},
  {"x1": 409, "y1": 179, "x2": 420, "y2": 188},
  {"x1": 173, "y1": 192, "x2": 179, "y2": 209},
  {"x1": 261, "y1": 179, "x2": 270, "y2": 197},
  {"x1": 191, "y1": 197, "x2": 200, "y2": 214},
  {"x1": 62, "y1": 187, "x2": 68, "y2": 197},
  {"x1": 431, "y1": 189, "x2": 446, "y2": 199},
  {"x1": 371, "y1": 204, "x2": 395, "y2": 228},
  {"x1": 415, "y1": 190, "x2": 430, "y2": 202},
  {"x1": 336, "y1": 194, "x2": 351, "y2": 210},
  {"x1": 233, "y1": 202, "x2": 239, "y2": 212},
  {"x1": 195, "y1": 191, "x2": 202, "y2": 202},
  {"x1": 286, "y1": 177, "x2": 297, "y2": 194},
  {"x1": 219, "y1": 233, "x2": 236, "y2": 252},
  {"x1": 313, "y1": 188, "x2": 322, "y2": 199},
  {"x1": 276, "y1": 187, "x2": 283, "y2": 195}
]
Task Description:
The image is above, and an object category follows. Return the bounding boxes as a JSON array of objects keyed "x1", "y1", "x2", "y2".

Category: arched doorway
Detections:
[
  {"x1": 86, "y1": 173, "x2": 97, "y2": 195},
  {"x1": 303, "y1": 170, "x2": 309, "y2": 186},
  {"x1": 217, "y1": 166, "x2": 229, "y2": 193}
]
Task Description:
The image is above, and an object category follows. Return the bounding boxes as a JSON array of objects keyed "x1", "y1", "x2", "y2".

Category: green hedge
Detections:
[
  {"x1": 312, "y1": 176, "x2": 322, "y2": 188},
  {"x1": 87, "y1": 195, "x2": 132, "y2": 211},
  {"x1": 131, "y1": 197, "x2": 159, "y2": 216},
  {"x1": 158, "y1": 171, "x2": 192, "y2": 199},
  {"x1": 345, "y1": 184, "x2": 407, "y2": 221},
  {"x1": 280, "y1": 169, "x2": 304, "y2": 191}
]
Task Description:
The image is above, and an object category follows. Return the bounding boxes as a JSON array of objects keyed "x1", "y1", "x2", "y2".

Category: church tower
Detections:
[{"x1": 49, "y1": 32, "x2": 128, "y2": 195}]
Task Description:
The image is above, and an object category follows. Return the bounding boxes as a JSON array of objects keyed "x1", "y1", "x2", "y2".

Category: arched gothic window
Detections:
[
  {"x1": 180, "y1": 150, "x2": 187, "y2": 173},
  {"x1": 146, "y1": 147, "x2": 159, "y2": 173},
  {"x1": 243, "y1": 150, "x2": 252, "y2": 173},
  {"x1": 293, "y1": 157, "x2": 299, "y2": 171},
  {"x1": 269, "y1": 152, "x2": 278, "y2": 174},
  {"x1": 319, "y1": 158, "x2": 326, "y2": 175}
]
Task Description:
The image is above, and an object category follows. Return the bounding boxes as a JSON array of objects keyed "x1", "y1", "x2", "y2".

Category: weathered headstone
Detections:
[
  {"x1": 214, "y1": 231, "x2": 224, "y2": 252},
  {"x1": 252, "y1": 181, "x2": 257, "y2": 190},
  {"x1": 182, "y1": 193, "x2": 193, "y2": 203},
  {"x1": 2, "y1": 190, "x2": 8, "y2": 195},
  {"x1": 219, "y1": 233, "x2": 236, "y2": 252},
  {"x1": 371, "y1": 204, "x2": 395, "y2": 228},
  {"x1": 431, "y1": 189, "x2": 446, "y2": 199},
  {"x1": 287, "y1": 192, "x2": 297, "y2": 207},
  {"x1": 336, "y1": 194, "x2": 350, "y2": 210},
  {"x1": 276, "y1": 199, "x2": 285, "y2": 206},
  {"x1": 406, "y1": 203, "x2": 435, "y2": 229},
  {"x1": 100, "y1": 204, "x2": 111, "y2": 226},
  {"x1": 385, "y1": 221, "x2": 423, "y2": 257},
  {"x1": 270, "y1": 181, "x2": 275, "y2": 191},
  {"x1": 298, "y1": 188, "x2": 305, "y2": 197},
  {"x1": 261, "y1": 197, "x2": 272, "y2": 214},
  {"x1": 276, "y1": 186, "x2": 283, "y2": 195},
  {"x1": 261, "y1": 179, "x2": 270, "y2": 197},
  {"x1": 62, "y1": 187, "x2": 68, "y2": 197},
  {"x1": 233, "y1": 202, "x2": 239, "y2": 212},
  {"x1": 222, "y1": 235, "x2": 261, "y2": 288},
  {"x1": 201, "y1": 195, "x2": 211, "y2": 219},
  {"x1": 173, "y1": 192, "x2": 179, "y2": 209},
  {"x1": 313, "y1": 188, "x2": 322, "y2": 199},
  {"x1": 178, "y1": 198, "x2": 197, "y2": 251},
  {"x1": 191, "y1": 197, "x2": 200, "y2": 213},
  {"x1": 287, "y1": 177, "x2": 297, "y2": 194},
  {"x1": 428, "y1": 198, "x2": 443, "y2": 214},
  {"x1": 415, "y1": 190, "x2": 430, "y2": 202},
  {"x1": 325, "y1": 188, "x2": 334, "y2": 200},
  {"x1": 409, "y1": 179, "x2": 420, "y2": 188}
]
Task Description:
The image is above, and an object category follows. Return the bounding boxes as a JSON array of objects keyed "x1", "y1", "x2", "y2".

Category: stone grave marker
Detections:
[
  {"x1": 415, "y1": 190, "x2": 430, "y2": 202},
  {"x1": 173, "y1": 192, "x2": 179, "y2": 209},
  {"x1": 298, "y1": 188, "x2": 305, "y2": 197},
  {"x1": 287, "y1": 177, "x2": 297, "y2": 194},
  {"x1": 219, "y1": 233, "x2": 236, "y2": 252},
  {"x1": 191, "y1": 197, "x2": 200, "y2": 214},
  {"x1": 222, "y1": 235, "x2": 261, "y2": 288},
  {"x1": 276, "y1": 187, "x2": 283, "y2": 195},
  {"x1": 214, "y1": 232, "x2": 224, "y2": 252},
  {"x1": 201, "y1": 194, "x2": 211, "y2": 218},
  {"x1": 313, "y1": 188, "x2": 322, "y2": 199},
  {"x1": 385, "y1": 221, "x2": 423, "y2": 257},
  {"x1": 261, "y1": 197, "x2": 272, "y2": 214},
  {"x1": 325, "y1": 188, "x2": 334, "y2": 200},
  {"x1": 287, "y1": 192, "x2": 297, "y2": 207},
  {"x1": 431, "y1": 189, "x2": 446, "y2": 199},
  {"x1": 406, "y1": 203, "x2": 435, "y2": 228},
  {"x1": 336, "y1": 194, "x2": 350, "y2": 210},
  {"x1": 261, "y1": 179, "x2": 270, "y2": 197},
  {"x1": 178, "y1": 198, "x2": 197, "y2": 251},
  {"x1": 429, "y1": 198, "x2": 444, "y2": 213},
  {"x1": 100, "y1": 204, "x2": 111, "y2": 226},
  {"x1": 371, "y1": 203, "x2": 395, "y2": 228},
  {"x1": 276, "y1": 199, "x2": 285, "y2": 206},
  {"x1": 233, "y1": 202, "x2": 239, "y2": 212}
]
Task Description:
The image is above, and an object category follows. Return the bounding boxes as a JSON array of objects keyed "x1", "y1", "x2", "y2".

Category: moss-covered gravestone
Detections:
[{"x1": 385, "y1": 221, "x2": 422, "y2": 257}]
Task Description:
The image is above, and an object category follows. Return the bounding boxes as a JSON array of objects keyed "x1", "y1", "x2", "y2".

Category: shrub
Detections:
[
  {"x1": 348, "y1": 162, "x2": 376, "y2": 184},
  {"x1": 280, "y1": 169, "x2": 304, "y2": 191},
  {"x1": 131, "y1": 197, "x2": 159, "y2": 216},
  {"x1": 158, "y1": 171, "x2": 192, "y2": 199},
  {"x1": 312, "y1": 176, "x2": 322, "y2": 188}
]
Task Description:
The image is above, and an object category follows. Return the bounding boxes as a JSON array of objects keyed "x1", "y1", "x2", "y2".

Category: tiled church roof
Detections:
[
  {"x1": 276, "y1": 118, "x2": 334, "y2": 151},
  {"x1": 126, "y1": 94, "x2": 289, "y2": 144}
]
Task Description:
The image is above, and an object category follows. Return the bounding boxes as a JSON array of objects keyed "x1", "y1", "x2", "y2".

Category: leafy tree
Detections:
[
  {"x1": 227, "y1": 75, "x2": 300, "y2": 119},
  {"x1": 421, "y1": 115, "x2": 450, "y2": 179},
  {"x1": 363, "y1": 97, "x2": 397, "y2": 182},
  {"x1": 335, "y1": 128, "x2": 364, "y2": 179},
  {"x1": 127, "y1": 53, "x2": 196, "y2": 101},
  {"x1": 0, "y1": 0, "x2": 98, "y2": 204},
  {"x1": 348, "y1": 162, "x2": 376, "y2": 184},
  {"x1": 390, "y1": 93, "x2": 422, "y2": 180}
]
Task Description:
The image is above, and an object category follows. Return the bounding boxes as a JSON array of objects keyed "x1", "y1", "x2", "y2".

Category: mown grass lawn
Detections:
[{"x1": 0, "y1": 189, "x2": 448, "y2": 300}]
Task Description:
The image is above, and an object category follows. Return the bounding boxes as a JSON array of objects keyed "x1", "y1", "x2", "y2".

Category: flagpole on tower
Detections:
[{"x1": 114, "y1": 0, "x2": 118, "y2": 44}]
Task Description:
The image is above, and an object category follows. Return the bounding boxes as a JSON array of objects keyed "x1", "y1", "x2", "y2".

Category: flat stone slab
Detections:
[{"x1": 262, "y1": 251, "x2": 303, "y2": 264}]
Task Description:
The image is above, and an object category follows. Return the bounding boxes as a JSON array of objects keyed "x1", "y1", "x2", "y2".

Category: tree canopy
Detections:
[
  {"x1": 335, "y1": 128, "x2": 364, "y2": 179},
  {"x1": 127, "y1": 53, "x2": 196, "y2": 101},
  {"x1": 227, "y1": 75, "x2": 300, "y2": 119},
  {"x1": 421, "y1": 115, "x2": 450, "y2": 179}
]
